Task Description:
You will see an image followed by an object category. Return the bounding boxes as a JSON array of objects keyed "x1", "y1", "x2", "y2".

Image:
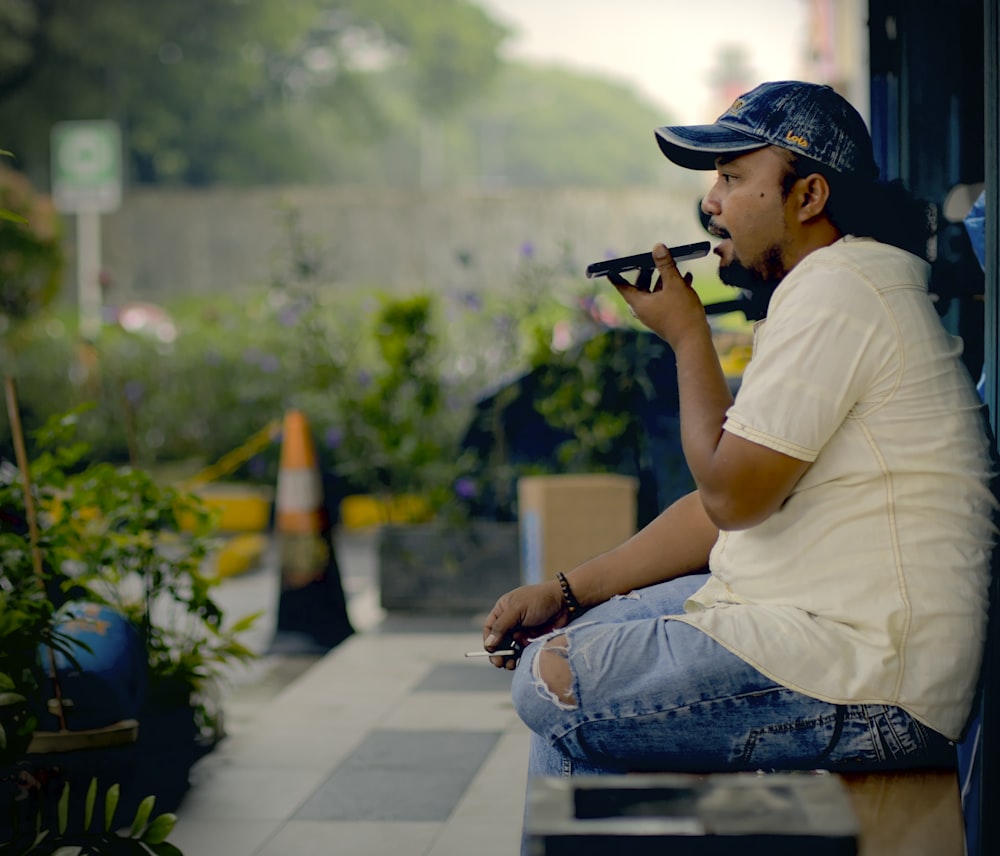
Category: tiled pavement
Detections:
[{"x1": 168, "y1": 529, "x2": 531, "y2": 855}]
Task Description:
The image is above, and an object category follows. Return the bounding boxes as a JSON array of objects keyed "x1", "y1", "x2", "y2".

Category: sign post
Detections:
[{"x1": 51, "y1": 120, "x2": 122, "y2": 341}]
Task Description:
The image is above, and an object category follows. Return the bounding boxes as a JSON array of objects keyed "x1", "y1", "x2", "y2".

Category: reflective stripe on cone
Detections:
[{"x1": 275, "y1": 410, "x2": 327, "y2": 536}]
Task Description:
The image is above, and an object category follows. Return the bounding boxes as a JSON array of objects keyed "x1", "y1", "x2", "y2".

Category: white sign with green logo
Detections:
[{"x1": 51, "y1": 120, "x2": 122, "y2": 213}]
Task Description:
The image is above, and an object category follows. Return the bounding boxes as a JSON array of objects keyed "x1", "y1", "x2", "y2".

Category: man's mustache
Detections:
[{"x1": 707, "y1": 220, "x2": 731, "y2": 240}]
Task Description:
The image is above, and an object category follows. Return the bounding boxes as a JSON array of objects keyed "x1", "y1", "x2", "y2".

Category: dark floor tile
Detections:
[
  {"x1": 295, "y1": 729, "x2": 501, "y2": 822},
  {"x1": 374, "y1": 614, "x2": 487, "y2": 634}
]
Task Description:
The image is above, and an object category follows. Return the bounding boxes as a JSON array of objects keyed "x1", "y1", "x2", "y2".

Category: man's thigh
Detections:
[
  {"x1": 574, "y1": 572, "x2": 709, "y2": 625},
  {"x1": 512, "y1": 612, "x2": 841, "y2": 772}
]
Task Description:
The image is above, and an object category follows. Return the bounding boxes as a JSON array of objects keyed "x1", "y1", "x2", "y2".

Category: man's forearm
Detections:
[
  {"x1": 565, "y1": 490, "x2": 718, "y2": 609},
  {"x1": 672, "y1": 324, "x2": 734, "y2": 485}
]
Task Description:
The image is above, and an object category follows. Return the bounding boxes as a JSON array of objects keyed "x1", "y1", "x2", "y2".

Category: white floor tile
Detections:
[
  {"x1": 256, "y1": 820, "x2": 442, "y2": 856},
  {"x1": 176, "y1": 766, "x2": 329, "y2": 821},
  {"x1": 168, "y1": 817, "x2": 282, "y2": 856}
]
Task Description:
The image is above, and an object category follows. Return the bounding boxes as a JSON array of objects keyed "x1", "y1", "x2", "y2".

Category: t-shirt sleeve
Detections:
[{"x1": 723, "y1": 261, "x2": 897, "y2": 460}]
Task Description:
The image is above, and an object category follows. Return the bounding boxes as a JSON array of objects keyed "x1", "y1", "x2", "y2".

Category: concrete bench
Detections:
[{"x1": 526, "y1": 766, "x2": 965, "y2": 855}]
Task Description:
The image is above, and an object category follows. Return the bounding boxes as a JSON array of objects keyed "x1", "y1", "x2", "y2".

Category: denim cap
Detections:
[{"x1": 655, "y1": 80, "x2": 879, "y2": 179}]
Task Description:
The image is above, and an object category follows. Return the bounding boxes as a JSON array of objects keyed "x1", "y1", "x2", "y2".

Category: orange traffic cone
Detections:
[
  {"x1": 271, "y1": 410, "x2": 354, "y2": 653},
  {"x1": 275, "y1": 409, "x2": 328, "y2": 583}
]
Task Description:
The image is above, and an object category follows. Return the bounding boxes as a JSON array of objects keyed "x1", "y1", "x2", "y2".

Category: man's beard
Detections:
[
  {"x1": 718, "y1": 244, "x2": 786, "y2": 292},
  {"x1": 718, "y1": 245, "x2": 785, "y2": 321}
]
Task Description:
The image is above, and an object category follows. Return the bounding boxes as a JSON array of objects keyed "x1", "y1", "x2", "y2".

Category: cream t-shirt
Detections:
[{"x1": 671, "y1": 236, "x2": 996, "y2": 740}]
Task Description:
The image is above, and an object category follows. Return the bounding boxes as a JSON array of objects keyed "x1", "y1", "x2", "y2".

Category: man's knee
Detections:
[{"x1": 537, "y1": 635, "x2": 576, "y2": 707}]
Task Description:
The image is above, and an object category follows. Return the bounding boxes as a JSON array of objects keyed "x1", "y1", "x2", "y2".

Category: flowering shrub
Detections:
[{"x1": 1, "y1": 218, "x2": 746, "y2": 522}]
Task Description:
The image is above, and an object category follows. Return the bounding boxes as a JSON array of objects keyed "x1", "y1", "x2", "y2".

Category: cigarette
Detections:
[{"x1": 464, "y1": 649, "x2": 517, "y2": 658}]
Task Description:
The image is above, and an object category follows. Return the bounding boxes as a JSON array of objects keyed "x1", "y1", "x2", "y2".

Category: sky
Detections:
[{"x1": 478, "y1": 0, "x2": 810, "y2": 123}]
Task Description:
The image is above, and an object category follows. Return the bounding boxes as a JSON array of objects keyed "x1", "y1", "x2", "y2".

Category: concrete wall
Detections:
[{"x1": 71, "y1": 182, "x2": 710, "y2": 303}]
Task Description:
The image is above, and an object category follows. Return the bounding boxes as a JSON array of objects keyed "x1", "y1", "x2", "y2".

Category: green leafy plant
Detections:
[
  {"x1": 0, "y1": 407, "x2": 260, "y2": 731},
  {"x1": 0, "y1": 673, "x2": 34, "y2": 765},
  {"x1": 0, "y1": 596, "x2": 81, "y2": 765},
  {"x1": 2, "y1": 776, "x2": 183, "y2": 855},
  {"x1": 532, "y1": 328, "x2": 653, "y2": 473},
  {"x1": 0, "y1": 158, "x2": 63, "y2": 331},
  {"x1": 328, "y1": 294, "x2": 479, "y2": 516},
  {"x1": 264, "y1": 209, "x2": 488, "y2": 521}
]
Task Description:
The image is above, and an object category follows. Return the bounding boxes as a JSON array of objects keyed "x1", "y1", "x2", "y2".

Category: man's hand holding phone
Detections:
[
  {"x1": 602, "y1": 242, "x2": 709, "y2": 347},
  {"x1": 585, "y1": 240, "x2": 710, "y2": 285}
]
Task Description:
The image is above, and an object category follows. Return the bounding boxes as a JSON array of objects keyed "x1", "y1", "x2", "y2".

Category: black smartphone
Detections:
[{"x1": 585, "y1": 240, "x2": 711, "y2": 280}]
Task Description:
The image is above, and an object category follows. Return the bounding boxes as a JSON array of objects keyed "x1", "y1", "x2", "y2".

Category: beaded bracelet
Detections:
[{"x1": 556, "y1": 571, "x2": 581, "y2": 617}]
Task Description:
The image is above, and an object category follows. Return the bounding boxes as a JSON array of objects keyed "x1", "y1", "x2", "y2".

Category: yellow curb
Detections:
[
  {"x1": 182, "y1": 484, "x2": 274, "y2": 532},
  {"x1": 214, "y1": 533, "x2": 269, "y2": 578},
  {"x1": 339, "y1": 494, "x2": 434, "y2": 529}
]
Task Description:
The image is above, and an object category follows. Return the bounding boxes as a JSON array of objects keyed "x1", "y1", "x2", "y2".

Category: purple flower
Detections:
[
  {"x1": 279, "y1": 306, "x2": 301, "y2": 327},
  {"x1": 453, "y1": 477, "x2": 478, "y2": 500},
  {"x1": 520, "y1": 241, "x2": 535, "y2": 259},
  {"x1": 460, "y1": 292, "x2": 483, "y2": 311},
  {"x1": 259, "y1": 355, "x2": 280, "y2": 374},
  {"x1": 123, "y1": 381, "x2": 144, "y2": 405},
  {"x1": 325, "y1": 427, "x2": 343, "y2": 449},
  {"x1": 493, "y1": 315, "x2": 515, "y2": 335}
]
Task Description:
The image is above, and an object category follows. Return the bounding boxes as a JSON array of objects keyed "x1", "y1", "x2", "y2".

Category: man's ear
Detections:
[{"x1": 795, "y1": 173, "x2": 831, "y2": 222}]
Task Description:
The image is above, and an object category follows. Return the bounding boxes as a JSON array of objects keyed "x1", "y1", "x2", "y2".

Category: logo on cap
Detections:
[{"x1": 785, "y1": 130, "x2": 810, "y2": 150}]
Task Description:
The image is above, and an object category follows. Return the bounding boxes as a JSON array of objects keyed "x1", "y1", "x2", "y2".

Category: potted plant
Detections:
[
  {"x1": 0, "y1": 574, "x2": 71, "y2": 766},
  {"x1": 0, "y1": 406, "x2": 260, "y2": 824},
  {"x1": 0, "y1": 152, "x2": 73, "y2": 772},
  {"x1": 325, "y1": 294, "x2": 523, "y2": 611}
]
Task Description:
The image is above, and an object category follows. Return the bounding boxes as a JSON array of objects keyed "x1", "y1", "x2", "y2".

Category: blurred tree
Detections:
[
  {"x1": 0, "y1": 0, "x2": 509, "y2": 186},
  {"x1": 0, "y1": 0, "x2": 56, "y2": 101},
  {"x1": 335, "y1": 62, "x2": 684, "y2": 188},
  {"x1": 458, "y1": 63, "x2": 678, "y2": 187},
  {"x1": 0, "y1": 162, "x2": 63, "y2": 327}
]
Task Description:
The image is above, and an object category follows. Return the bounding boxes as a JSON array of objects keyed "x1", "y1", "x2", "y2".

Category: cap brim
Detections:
[{"x1": 654, "y1": 124, "x2": 768, "y2": 170}]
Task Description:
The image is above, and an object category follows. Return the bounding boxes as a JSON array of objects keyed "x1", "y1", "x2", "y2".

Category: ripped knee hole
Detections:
[{"x1": 536, "y1": 635, "x2": 576, "y2": 706}]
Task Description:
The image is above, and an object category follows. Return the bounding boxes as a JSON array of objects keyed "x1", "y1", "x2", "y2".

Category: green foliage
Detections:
[
  {"x1": 532, "y1": 329, "x2": 658, "y2": 473},
  {"x1": 0, "y1": 671, "x2": 34, "y2": 762},
  {"x1": 450, "y1": 62, "x2": 677, "y2": 187},
  {"x1": 0, "y1": 0, "x2": 508, "y2": 186},
  {"x1": 260, "y1": 215, "x2": 636, "y2": 515},
  {"x1": 2, "y1": 776, "x2": 183, "y2": 855},
  {"x1": 0, "y1": 241, "x2": 672, "y2": 500},
  {"x1": 0, "y1": 161, "x2": 63, "y2": 328},
  {"x1": 0, "y1": 198, "x2": 749, "y2": 522},
  {"x1": 313, "y1": 59, "x2": 682, "y2": 188},
  {"x1": 0, "y1": 407, "x2": 260, "y2": 723},
  {"x1": 0, "y1": 426, "x2": 84, "y2": 764},
  {"x1": 0, "y1": 2, "x2": 684, "y2": 189},
  {"x1": 342, "y1": 0, "x2": 509, "y2": 117},
  {"x1": 329, "y1": 294, "x2": 475, "y2": 511}
]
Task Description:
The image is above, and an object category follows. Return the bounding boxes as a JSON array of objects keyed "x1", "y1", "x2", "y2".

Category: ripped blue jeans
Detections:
[{"x1": 512, "y1": 574, "x2": 955, "y2": 781}]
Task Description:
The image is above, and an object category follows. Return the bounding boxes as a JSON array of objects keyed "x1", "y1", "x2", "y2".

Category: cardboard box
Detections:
[{"x1": 518, "y1": 474, "x2": 638, "y2": 585}]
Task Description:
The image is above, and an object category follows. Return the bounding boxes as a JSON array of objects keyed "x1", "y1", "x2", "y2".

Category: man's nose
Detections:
[{"x1": 701, "y1": 192, "x2": 720, "y2": 216}]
